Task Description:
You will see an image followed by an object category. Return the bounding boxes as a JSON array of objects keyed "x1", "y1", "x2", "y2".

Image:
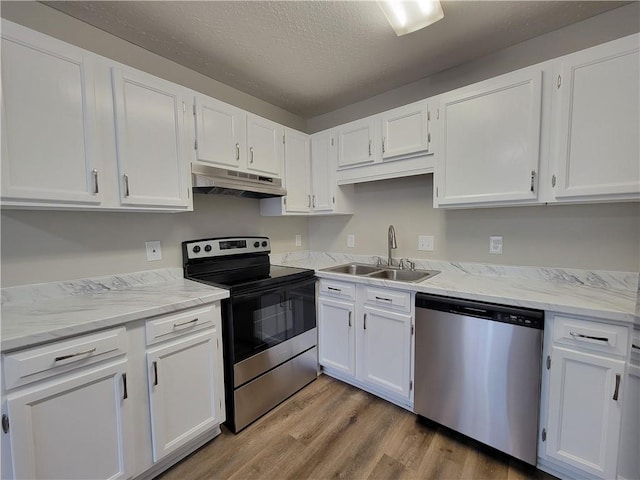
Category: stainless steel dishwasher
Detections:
[{"x1": 414, "y1": 293, "x2": 544, "y2": 465}]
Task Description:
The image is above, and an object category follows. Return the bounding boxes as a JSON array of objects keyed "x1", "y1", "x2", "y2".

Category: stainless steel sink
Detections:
[
  {"x1": 322, "y1": 263, "x2": 382, "y2": 275},
  {"x1": 320, "y1": 263, "x2": 440, "y2": 283},
  {"x1": 367, "y1": 269, "x2": 439, "y2": 283}
]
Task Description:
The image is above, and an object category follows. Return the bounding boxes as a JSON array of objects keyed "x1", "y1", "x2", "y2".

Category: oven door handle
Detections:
[{"x1": 231, "y1": 277, "x2": 316, "y2": 302}]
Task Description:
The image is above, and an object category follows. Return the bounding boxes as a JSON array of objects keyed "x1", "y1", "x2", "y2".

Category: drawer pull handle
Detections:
[
  {"x1": 632, "y1": 343, "x2": 640, "y2": 350},
  {"x1": 327, "y1": 287, "x2": 342, "y2": 292},
  {"x1": 569, "y1": 331, "x2": 608, "y2": 343},
  {"x1": 375, "y1": 296, "x2": 393, "y2": 303},
  {"x1": 613, "y1": 374, "x2": 621, "y2": 401},
  {"x1": 122, "y1": 373, "x2": 128, "y2": 400},
  {"x1": 153, "y1": 361, "x2": 159, "y2": 386},
  {"x1": 54, "y1": 347, "x2": 97, "y2": 362},
  {"x1": 173, "y1": 318, "x2": 199, "y2": 328}
]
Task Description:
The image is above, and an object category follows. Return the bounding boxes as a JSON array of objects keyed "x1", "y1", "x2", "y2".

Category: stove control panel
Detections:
[{"x1": 184, "y1": 237, "x2": 270, "y2": 260}]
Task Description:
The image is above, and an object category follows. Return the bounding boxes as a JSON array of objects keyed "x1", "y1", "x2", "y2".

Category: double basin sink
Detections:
[{"x1": 320, "y1": 263, "x2": 440, "y2": 283}]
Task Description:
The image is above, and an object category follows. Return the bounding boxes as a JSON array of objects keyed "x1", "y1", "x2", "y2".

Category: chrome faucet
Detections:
[{"x1": 388, "y1": 225, "x2": 397, "y2": 267}]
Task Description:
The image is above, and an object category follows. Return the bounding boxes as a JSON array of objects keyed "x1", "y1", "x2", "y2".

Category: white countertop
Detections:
[
  {"x1": 1, "y1": 269, "x2": 229, "y2": 352},
  {"x1": 272, "y1": 252, "x2": 639, "y2": 326}
]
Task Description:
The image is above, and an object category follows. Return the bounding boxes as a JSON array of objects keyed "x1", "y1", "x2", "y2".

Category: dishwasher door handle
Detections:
[{"x1": 449, "y1": 305, "x2": 492, "y2": 319}]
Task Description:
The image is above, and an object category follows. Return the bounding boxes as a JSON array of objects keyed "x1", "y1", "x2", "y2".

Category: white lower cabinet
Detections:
[
  {"x1": 146, "y1": 329, "x2": 222, "y2": 461},
  {"x1": 1, "y1": 302, "x2": 225, "y2": 480},
  {"x1": 317, "y1": 279, "x2": 414, "y2": 408},
  {"x1": 539, "y1": 313, "x2": 629, "y2": 480},
  {"x1": 618, "y1": 330, "x2": 640, "y2": 480}
]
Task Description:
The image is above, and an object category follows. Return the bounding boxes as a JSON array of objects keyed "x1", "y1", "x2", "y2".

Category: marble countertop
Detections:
[
  {"x1": 1, "y1": 269, "x2": 229, "y2": 352},
  {"x1": 272, "y1": 252, "x2": 639, "y2": 326}
]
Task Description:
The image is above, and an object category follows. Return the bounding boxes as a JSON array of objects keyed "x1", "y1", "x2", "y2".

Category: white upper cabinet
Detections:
[
  {"x1": 112, "y1": 67, "x2": 190, "y2": 209},
  {"x1": 550, "y1": 34, "x2": 639, "y2": 202},
  {"x1": 1, "y1": 20, "x2": 102, "y2": 207},
  {"x1": 282, "y1": 128, "x2": 311, "y2": 213},
  {"x1": 435, "y1": 67, "x2": 543, "y2": 207},
  {"x1": 246, "y1": 113, "x2": 283, "y2": 177},
  {"x1": 381, "y1": 101, "x2": 431, "y2": 160},
  {"x1": 337, "y1": 117, "x2": 376, "y2": 168},
  {"x1": 194, "y1": 95, "x2": 246, "y2": 170},
  {"x1": 310, "y1": 129, "x2": 335, "y2": 212}
]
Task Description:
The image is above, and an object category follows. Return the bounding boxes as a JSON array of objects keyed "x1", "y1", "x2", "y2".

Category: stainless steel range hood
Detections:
[{"x1": 191, "y1": 164, "x2": 286, "y2": 199}]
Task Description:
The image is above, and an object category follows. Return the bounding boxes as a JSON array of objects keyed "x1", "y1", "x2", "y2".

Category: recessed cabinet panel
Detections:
[
  {"x1": 552, "y1": 35, "x2": 640, "y2": 200},
  {"x1": 337, "y1": 118, "x2": 375, "y2": 168},
  {"x1": 1, "y1": 22, "x2": 101, "y2": 205},
  {"x1": 381, "y1": 102, "x2": 429, "y2": 159},
  {"x1": 437, "y1": 68, "x2": 542, "y2": 206},
  {"x1": 195, "y1": 96, "x2": 246, "y2": 169},
  {"x1": 112, "y1": 67, "x2": 189, "y2": 208},
  {"x1": 247, "y1": 114, "x2": 282, "y2": 176},
  {"x1": 6, "y1": 360, "x2": 130, "y2": 480}
]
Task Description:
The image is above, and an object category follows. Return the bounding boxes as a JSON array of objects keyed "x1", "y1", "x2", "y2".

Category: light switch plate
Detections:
[
  {"x1": 489, "y1": 236, "x2": 503, "y2": 255},
  {"x1": 418, "y1": 235, "x2": 434, "y2": 251},
  {"x1": 295, "y1": 234, "x2": 302, "y2": 247},
  {"x1": 347, "y1": 234, "x2": 355, "y2": 248},
  {"x1": 145, "y1": 241, "x2": 162, "y2": 261}
]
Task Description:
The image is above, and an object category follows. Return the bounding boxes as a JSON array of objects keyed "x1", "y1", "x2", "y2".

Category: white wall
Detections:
[
  {"x1": 1, "y1": 195, "x2": 309, "y2": 287},
  {"x1": 309, "y1": 176, "x2": 640, "y2": 272}
]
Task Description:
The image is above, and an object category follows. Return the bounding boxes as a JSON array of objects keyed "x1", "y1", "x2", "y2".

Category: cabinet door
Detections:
[
  {"x1": 1, "y1": 20, "x2": 102, "y2": 206},
  {"x1": 283, "y1": 129, "x2": 311, "y2": 213},
  {"x1": 310, "y1": 130, "x2": 335, "y2": 212},
  {"x1": 359, "y1": 306, "x2": 412, "y2": 400},
  {"x1": 6, "y1": 360, "x2": 130, "y2": 480},
  {"x1": 436, "y1": 67, "x2": 542, "y2": 206},
  {"x1": 337, "y1": 117, "x2": 376, "y2": 168},
  {"x1": 147, "y1": 329, "x2": 221, "y2": 462},
  {"x1": 112, "y1": 67, "x2": 190, "y2": 208},
  {"x1": 317, "y1": 297, "x2": 355, "y2": 376},
  {"x1": 194, "y1": 95, "x2": 247, "y2": 170},
  {"x1": 381, "y1": 102, "x2": 429, "y2": 160},
  {"x1": 246, "y1": 114, "x2": 283, "y2": 177},
  {"x1": 551, "y1": 34, "x2": 639, "y2": 201},
  {"x1": 545, "y1": 346, "x2": 624, "y2": 479}
]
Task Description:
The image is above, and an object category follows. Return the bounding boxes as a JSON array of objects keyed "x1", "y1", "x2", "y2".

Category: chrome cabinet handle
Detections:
[
  {"x1": 308, "y1": 195, "x2": 311, "y2": 208},
  {"x1": 364, "y1": 313, "x2": 368, "y2": 330},
  {"x1": 173, "y1": 318, "x2": 198, "y2": 328},
  {"x1": 613, "y1": 374, "x2": 621, "y2": 401},
  {"x1": 250, "y1": 147, "x2": 254, "y2": 163},
  {"x1": 92, "y1": 169, "x2": 99, "y2": 194},
  {"x1": 54, "y1": 347, "x2": 97, "y2": 362},
  {"x1": 312, "y1": 195, "x2": 316, "y2": 208},
  {"x1": 152, "y1": 361, "x2": 158, "y2": 386},
  {"x1": 368, "y1": 140, "x2": 372, "y2": 156},
  {"x1": 551, "y1": 174, "x2": 557, "y2": 188},
  {"x1": 348, "y1": 311, "x2": 352, "y2": 327},
  {"x1": 530, "y1": 170, "x2": 536, "y2": 192},
  {"x1": 327, "y1": 286, "x2": 341, "y2": 292},
  {"x1": 569, "y1": 331, "x2": 608, "y2": 343},
  {"x1": 382, "y1": 137, "x2": 385, "y2": 154},
  {"x1": 375, "y1": 296, "x2": 393, "y2": 303},
  {"x1": 632, "y1": 343, "x2": 640, "y2": 350},
  {"x1": 122, "y1": 373, "x2": 128, "y2": 400},
  {"x1": 123, "y1": 173, "x2": 130, "y2": 197},
  {"x1": 235, "y1": 143, "x2": 240, "y2": 161}
]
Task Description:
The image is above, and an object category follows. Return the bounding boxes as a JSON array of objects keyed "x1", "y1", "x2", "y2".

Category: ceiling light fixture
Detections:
[{"x1": 377, "y1": 0, "x2": 444, "y2": 36}]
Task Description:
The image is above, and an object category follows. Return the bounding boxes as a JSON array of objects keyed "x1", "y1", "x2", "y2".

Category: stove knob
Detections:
[
  {"x1": 192, "y1": 245, "x2": 201, "y2": 253},
  {"x1": 204, "y1": 244, "x2": 212, "y2": 252},
  {"x1": 261, "y1": 241, "x2": 268, "y2": 247},
  {"x1": 253, "y1": 241, "x2": 260, "y2": 248}
]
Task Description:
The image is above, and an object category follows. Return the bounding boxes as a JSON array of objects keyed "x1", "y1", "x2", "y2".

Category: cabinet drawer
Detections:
[
  {"x1": 552, "y1": 314, "x2": 628, "y2": 357},
  {"x1": 363, "y1": 286, "x2": 411, "y2": 313},
  {"x1": 146, "y1": 305, "x2": 217, "y2": 345},
  {"x1": 3, "y1": 327, "x2": 128, "y2": 390},
  {"x1": 319, "y1": 279, "x2": 356, "y2": 300}
]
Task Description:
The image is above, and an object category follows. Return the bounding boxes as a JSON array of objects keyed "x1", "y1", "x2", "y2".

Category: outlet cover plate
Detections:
[
  {"x1": 489, "y1": 236, "x2": 503, "y2": 255},
  {"x1": 295, "y1": 234, "x2": 302, "y2": 247},
  {"x1": 347, "y1": 234, "x2": 355, "y2": 248},
  {"x1": 418, "y1": 235, "x2": 434, "y2": 251},
  {"x1": 146, "y1": 241, "x2": 162, "y2": 261}
]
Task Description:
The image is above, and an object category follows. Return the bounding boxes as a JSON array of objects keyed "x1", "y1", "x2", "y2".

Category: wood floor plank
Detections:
[{"x1": 157, "y1": 375, "x2": 557, "y2": 480}]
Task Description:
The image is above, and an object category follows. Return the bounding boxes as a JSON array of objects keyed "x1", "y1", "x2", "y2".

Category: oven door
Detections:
[{"x1": 229, "y1": 277, "x2": 316, "y2": 369}]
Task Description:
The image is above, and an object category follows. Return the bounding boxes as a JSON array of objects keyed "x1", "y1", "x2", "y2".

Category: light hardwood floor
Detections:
[{"x1": 158, "y1": 375, "x2": 556, "y2": 480}]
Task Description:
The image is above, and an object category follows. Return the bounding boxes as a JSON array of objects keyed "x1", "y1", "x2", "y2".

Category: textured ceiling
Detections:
[{"x1": 44, "y1": 1, "x2": 628, "y2": 118}]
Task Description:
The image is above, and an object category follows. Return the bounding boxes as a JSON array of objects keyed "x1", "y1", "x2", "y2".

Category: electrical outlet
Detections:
[
  {"x1": 145, "y1": 241, "x2": 162, "y2": 261},
  {"x1": 418, "y1": 235, "x2": 434, "y2": 251},
  {"x1": 489, "y1": 236, "x2": 503, "y2": 255},
  {"x1": 347, "y1": 234, "x2": 355, "y2": 248},
  {"x1": 295, "y1": 234, "x2": 302, "y2": 247}
]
